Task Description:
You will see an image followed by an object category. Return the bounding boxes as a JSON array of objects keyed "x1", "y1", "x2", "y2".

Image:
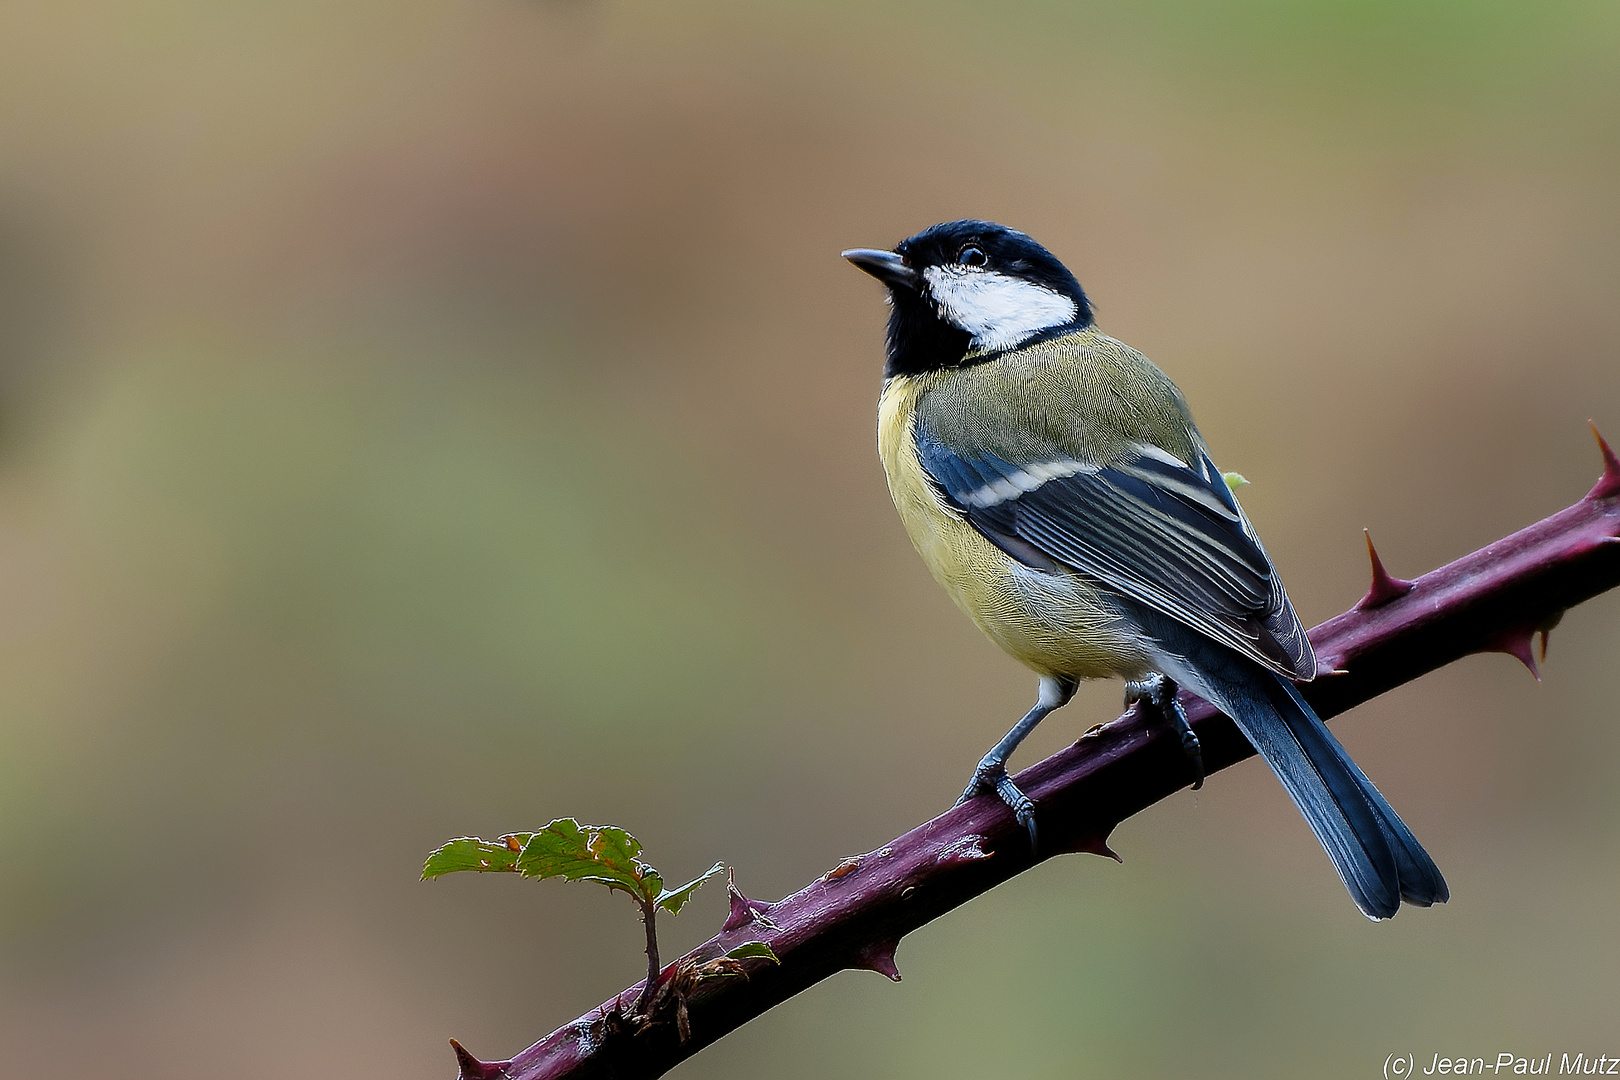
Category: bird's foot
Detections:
[
  {"x1": 956, "y1": 760, "x2": 1039, "y2": 854},
  {"x1": 1126, "y1": 674, "x2": 1204, "y2": 790}
]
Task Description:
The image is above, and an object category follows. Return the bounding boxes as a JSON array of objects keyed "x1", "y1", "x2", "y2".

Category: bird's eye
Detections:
[{"x1": 957, "y1": 245, "x2": 986, "y2": 267}]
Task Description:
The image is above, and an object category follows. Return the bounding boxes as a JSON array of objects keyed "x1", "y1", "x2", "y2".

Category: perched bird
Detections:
[{"x1": 843, "y1": 220, "x2": 1447, "y2": 919}]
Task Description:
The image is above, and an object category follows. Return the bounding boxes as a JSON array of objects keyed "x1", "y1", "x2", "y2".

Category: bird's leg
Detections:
[
  {"x1": 1125, "y1": 673, "x2": 1203, "y2": 790},
  {"x1": 957, "y1": 675, "x2": 1076, "y2": 853}
]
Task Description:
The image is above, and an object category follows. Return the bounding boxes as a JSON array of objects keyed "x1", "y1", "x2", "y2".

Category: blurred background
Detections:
[{"x1": 1, "y1": 1, "x2": 1618, "y2": 1077}]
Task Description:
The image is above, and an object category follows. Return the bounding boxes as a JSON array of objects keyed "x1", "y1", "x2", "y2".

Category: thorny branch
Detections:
[{"x1": 449, "y1": 427, "x2": 1620, "y2": 1080}]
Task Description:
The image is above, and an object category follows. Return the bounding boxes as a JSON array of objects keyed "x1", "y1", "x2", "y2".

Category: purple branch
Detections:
[{"x1": 453, "y1": 430, "x2": 1620, "y2": 1080}]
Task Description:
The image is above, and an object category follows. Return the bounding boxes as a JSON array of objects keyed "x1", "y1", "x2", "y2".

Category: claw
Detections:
[
  {"x1": 960, "y1": 676, "x2": 1071, "y2": 855},
  {"x1": 992, "y1": 772, "x2": 1040, "y2": 854},
  {"x1": 1178, "y1": 726, "x2": 1205, "y2": 790},
  {"x1": 956, "y1": 764, "x2": 1040, "y2": 853},
  {"x1": 1018, "y1": 808, "x2": 1039, "y2": 854},
  {"x1": 1133, "y1": 674, "x2": 1204, "y2": 790},
  {"x1": 956, "y1": 768, "x2": 994, "y2": 807}
]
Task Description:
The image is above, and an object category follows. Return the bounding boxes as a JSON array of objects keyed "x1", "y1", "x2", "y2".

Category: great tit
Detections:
[{"x1": 844, "y1": 220, "x2": 1446, "y2": 919}]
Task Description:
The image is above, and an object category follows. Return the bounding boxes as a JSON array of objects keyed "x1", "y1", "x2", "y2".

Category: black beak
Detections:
[{"x1": 842, "y1": 248, "x2": 920, "y2": 291}]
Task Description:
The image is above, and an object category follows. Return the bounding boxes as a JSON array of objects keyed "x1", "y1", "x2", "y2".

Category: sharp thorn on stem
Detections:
[
  {"x1": 852, "y1": 938, "x2": 902, "y2": 981},
  {"x1": 1484, "y1": 624, "x2": 1542, "y2": 681},
  {"x1": 1063, "y1": 828, "x2": 1123, "y2": 863},
  {"x1": 1587, "y1": 421, "x2": 1620, "y2": 501},
  {"x1": 449, "y1": 1039, "x2": 510, "y2": 1080},
  {"x1": 723, "y1": 869, "x2": 777, "y2": 932},
  {"x1": 1356, "y1": 529, "x2": 1416, "y2": 609}
]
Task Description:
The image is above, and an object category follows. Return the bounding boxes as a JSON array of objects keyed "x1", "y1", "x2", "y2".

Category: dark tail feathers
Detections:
[{"x1": 1196, "y1": 653, "x2": 1448, "y2": 919}]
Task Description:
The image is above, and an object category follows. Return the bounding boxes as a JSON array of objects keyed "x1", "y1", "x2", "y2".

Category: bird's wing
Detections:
[{"x1": 914, "y1": 422, "x2": 1315, "y2": 680}]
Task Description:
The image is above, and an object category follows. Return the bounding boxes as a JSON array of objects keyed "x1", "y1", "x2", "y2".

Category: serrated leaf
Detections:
[
  {"x1": 1223, "y1": 471, "x2": 1249, "y2": 492},
  {"x1": 723, "y1": 941, "x2": 780, "y2": 963},
  {"x1": 514, "y1": 818, "x2": 653, "y2": 900},
  {"x1": 589, "y1": 826, "x2": 646, "y2": 877},
  {"x1": 422, "y1": 834, "x2": 533, "y2": 880},
  {"x1": 655, "y1": 862, "x2": 725, "y2": 915},
  {"x1": 427, "y1": 819, "x2": 721, "y2": 918}
]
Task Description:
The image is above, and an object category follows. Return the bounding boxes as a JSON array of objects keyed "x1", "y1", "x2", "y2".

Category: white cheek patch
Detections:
[{"x1": 922, "y1": 266, "x2": 1080, "y2": 352}]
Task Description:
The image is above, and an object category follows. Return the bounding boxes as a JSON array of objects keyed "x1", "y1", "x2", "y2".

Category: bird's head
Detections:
[{"x1": 843, "y1": 220, "x2": 1093, "y2": 378}]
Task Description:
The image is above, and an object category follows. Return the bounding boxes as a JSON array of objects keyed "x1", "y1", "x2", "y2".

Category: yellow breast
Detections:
[{"x1": 876, "y1": 374, "x2": 1146, "y2": 682}]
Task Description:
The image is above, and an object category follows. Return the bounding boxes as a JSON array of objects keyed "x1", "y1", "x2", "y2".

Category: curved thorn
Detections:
[
  {"x1": 1485, "y1": 624, "x2": 1541, "y2": 681},
  {"x1": 1356, "y1": 529, "x2": 1416, "y2": 609},
  {"x1": 449, "y1": 1039, "x2": 510, "y2": 1080},
  {"x1": 723, "y1": 869, "x2": 776, "y2": 932},
  {"x1": 852, "y1": 938, "x2": 902, "y2": 981},
  {"x1": 1064, "y1": 828, "x2": 1123, "y2": 863},
  {"x1": 1587, "y1": 421, "x2": 1620, "y2": 501}
]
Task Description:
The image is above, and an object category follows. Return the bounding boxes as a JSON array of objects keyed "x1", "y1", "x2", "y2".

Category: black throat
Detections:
[{"x1": 883, "y1": 293, "x2": 974, "y2": 379}]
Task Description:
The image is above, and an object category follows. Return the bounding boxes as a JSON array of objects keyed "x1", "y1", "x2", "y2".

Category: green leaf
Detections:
[
  {"x1": 655, "y1": 862, "x2": 725, "y2": 915},
  {"x1": 1222, "y1": 471, "x2": 1249, "y2": 492},
  {"x1": 422, "y1": 833, "x2": 533, "y2": 879},
  {"x1": 514, "y1": 818, "x2": 654, "y2": 900},
  {"x1": 724, "y1": 941, "x2": 780, "y2": 963},
  {"x1": 426, "y1": 819, "x2": 722, "y2": 916}
]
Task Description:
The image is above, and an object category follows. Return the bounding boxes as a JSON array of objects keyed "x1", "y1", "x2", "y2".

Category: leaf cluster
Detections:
[{"x1": 423, "y1": 818, "x2": 724, "y2": 915}]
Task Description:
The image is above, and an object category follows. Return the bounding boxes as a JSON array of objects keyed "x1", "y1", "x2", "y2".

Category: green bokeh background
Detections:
[{"x1": 1, "y1": 2, "x2": 1618, "y2": 1076}]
